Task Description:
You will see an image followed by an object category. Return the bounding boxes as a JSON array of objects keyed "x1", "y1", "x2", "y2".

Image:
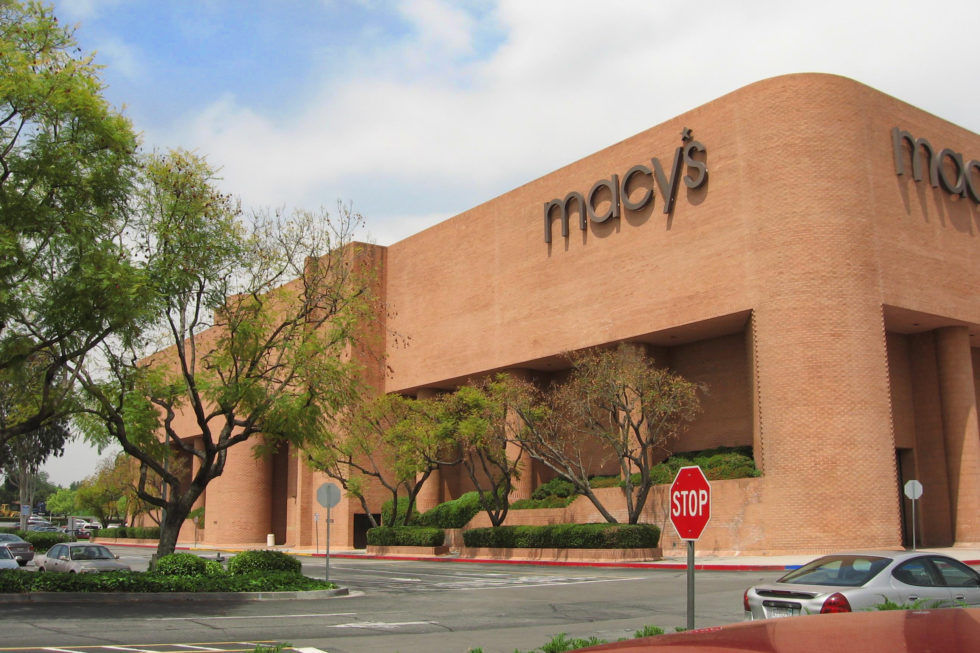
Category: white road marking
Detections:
[
  {"x1": 151, "y1": 613, "x2": 356, "y2": 622},
  {"x1": 172, "y1": 646, "x2": 225, "y2": 651},
  {"x1": 43, "y1": 649, "x2": 87, "y2": 653},
  {"x1": 294, "y1": 648, "x2": 329, "y2": 653},
  {"x1": 332, "y1": 621, "x2": 434, "y2": 630}
]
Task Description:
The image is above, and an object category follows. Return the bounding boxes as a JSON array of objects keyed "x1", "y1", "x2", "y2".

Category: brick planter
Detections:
[
  {"x1": 366, "y1": 545, "x2": 451, "y2": 556},
  {"x1": 459, "y1": 547, "x2": 662, "y2": 562}
]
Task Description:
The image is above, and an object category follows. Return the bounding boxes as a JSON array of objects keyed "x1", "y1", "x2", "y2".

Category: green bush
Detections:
[
  {"x1": 203, "y1": 559, "x2": 227, "y2": 576},
  {"x1": 463, "y1": 523, "x2": 660, "y2": 549},
  {"x1": 588, "y1": 476, "x2": 621, "y2": 489},
  {"x1": 628, "y1": 446, "x2": 760, "y2": 487},
  {"x1": 510, "y1": 495, "x2": 577, "y2": 510},
  {"x1": 366, "y1": 526, "x2": 445, "y2": 547},
  {"x1": 96, "y1": 526, "x2": 161, "y2": 539},
  {"x1": 18, "y1": 531, "x2": 70, "y2": 553},
  {"x1": 155, "y1": 552, "x2": 207, "y2": 576},
  {"x1": 416, "y1": 491, "x2": 484, "y2": 528},
  {"x1": 531, "y1": 477, "x2": 577, "y2": 500},
  {"x1": 227, "y1": 550, "x2": 301, "y2": 576},
  {"x1": 0, "y1": 569, "x2": 334, "y2": 593},
  {"x1": 380, "y1": 496, "x2": 420, "y2": 526}
]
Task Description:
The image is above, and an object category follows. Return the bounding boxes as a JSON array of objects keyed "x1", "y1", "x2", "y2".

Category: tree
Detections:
[
  {"x1": 74, "y1": 455, "x2": 129, "y2": 525},
  {"x1": 44, "y1": 485, "x2": 76, "y2": 517},
  {"x1": 0, "y1": 1, "x2": 145, "y2": 446},
  {"x1": 75, "y1": 149, "x2": 375, "y2": 556},
  {"x1": 305, "y1": 393, "x2": 454, "y2": 527},
  {"x1": 0, "y1": 419, "x2": 69, "y2": 528},
  {"x1": 435, "y1": 380, "x2": 526, "y2": 528},
  {"x1": 512, "y1": 345, "x2": 703, "y2": 524}
]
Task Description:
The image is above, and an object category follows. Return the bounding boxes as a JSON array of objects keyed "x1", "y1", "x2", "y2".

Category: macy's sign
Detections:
[{"x1": 543, "y1": 128, "x2": 708, "y2": 244}]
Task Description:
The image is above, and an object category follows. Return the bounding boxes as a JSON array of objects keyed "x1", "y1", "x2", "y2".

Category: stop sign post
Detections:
[{"x1": 670, "y1": 466, "x2": 711, "y2": 630}]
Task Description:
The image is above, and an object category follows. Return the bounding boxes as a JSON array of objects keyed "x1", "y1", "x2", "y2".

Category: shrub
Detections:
[
  {"x1": 463, "y1": 523, "x2": 659, "y2": 549},
  {"x1": 366, "y1": 526, "x2": 445, "y2": 547},
  {"x1": 588, "y1": 476, "x2": 621, "y2": 489},
  {"x1": 380, "y1": 496, "x2": 420, "y2": 526},
  {"x1": 510, "y1": 495, "x2": 577, "y2": 510},
  {"x1": 18, "y1": 530, "x2": 69, "y2": 553},
  {"x1": 203, "y1": 559, "x2": 227, "y2": 576},
  {"x1": 531, "y1": 477, "x2": 577, "y2": 500},
  {"x1": 0, "y1": 569, "x2": 334, "y2": 593},
  {"x1": 98, "y1": 526, "x2": 160, "y2": 540},
  {"x1": 416, "y1": 491, "x2": 485, "y2": 528},
  {"x1": 155, "y1": 552, "x2": 207, "y2": 576},
  {"x1": 227, "y1": 550, "x2": 301, "y2": 576}
]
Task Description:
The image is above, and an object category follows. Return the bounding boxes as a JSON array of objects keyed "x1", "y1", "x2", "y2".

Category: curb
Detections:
[
  {"x1": 2, "y1": 587, "x2": 349, "y2": 604},
  {"x1": 103, "y1": 541, "x2": 980, "y2": 572}
]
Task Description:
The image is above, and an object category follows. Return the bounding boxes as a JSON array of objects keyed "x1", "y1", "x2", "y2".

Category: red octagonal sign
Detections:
[{"x1": 670, "y1": 466, "x2": 711, "y2": 541}]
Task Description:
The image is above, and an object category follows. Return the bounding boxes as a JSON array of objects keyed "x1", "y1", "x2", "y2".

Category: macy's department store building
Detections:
[{"x1": 178, "y1": 74, "x2": 980, "y2": 556}]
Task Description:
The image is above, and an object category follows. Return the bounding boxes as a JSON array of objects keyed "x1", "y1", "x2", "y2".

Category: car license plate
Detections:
[{"x1": 768, "y1": 606, "x2": 796, "y2": 618}]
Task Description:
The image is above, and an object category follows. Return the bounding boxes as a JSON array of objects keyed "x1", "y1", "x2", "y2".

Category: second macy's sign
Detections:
[{"x1": 543, "y1": 128, "x2": 708, "y2": 244}]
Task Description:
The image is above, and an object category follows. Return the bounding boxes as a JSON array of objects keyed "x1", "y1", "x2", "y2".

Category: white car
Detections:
[
  {"x1": 0, "y1": 546, "x2": 20, "y2": 570},
  {"x1": 36, "y1": 543, "x2": 130, "y2": 573},
  {"x1": 744, "y1": 551, "x2": 980, "y2": 619}
]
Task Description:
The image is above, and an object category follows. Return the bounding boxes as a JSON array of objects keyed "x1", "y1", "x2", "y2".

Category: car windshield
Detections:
[
  {"x1": 70, "y1": 546, "x2": 114, "y2": 561},
  {"x1": 778, "y1": 555, "x2": 891, "y2": 587}
]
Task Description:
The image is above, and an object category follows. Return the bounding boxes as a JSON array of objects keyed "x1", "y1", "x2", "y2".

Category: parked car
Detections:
[
  {"x1": 744, "y1": 551, "x2": 980, "y2": 619},
  {"x1": 0, "y1": 546, "x2": 20, "y2": 570},
  {"x1": 0, "y1": 533, "x2": 35, "y2": 565},
  {"x1": 27, "y1": 524, "x2": 60, "y2": 532},
  {"x1": 578, "y1": 608, "x2": 980, "y2": 652},
  {"x1": 35, "y1": 543, "x2": 129, "y2": 573}
]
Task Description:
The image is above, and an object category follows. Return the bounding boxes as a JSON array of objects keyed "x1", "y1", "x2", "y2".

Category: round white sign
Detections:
[
  {"x1": 904, "y1": 479, "x2": 923, "y2": 500},
  {"x1": 316, "y1": 482, "x2": 342, "y2": 508}
]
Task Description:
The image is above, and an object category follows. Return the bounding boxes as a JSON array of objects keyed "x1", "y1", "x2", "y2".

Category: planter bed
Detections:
[
  {"x1": 459, "y1": 546, "x2": 662, "y2": 562},
  {"x1": 366, "y1": 545, "x2": 451, "y2": 556}
]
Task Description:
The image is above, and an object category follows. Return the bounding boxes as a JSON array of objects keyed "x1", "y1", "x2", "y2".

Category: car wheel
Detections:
[{"x1": 37, "y1": 567, "x2": 44, "y2": 572}]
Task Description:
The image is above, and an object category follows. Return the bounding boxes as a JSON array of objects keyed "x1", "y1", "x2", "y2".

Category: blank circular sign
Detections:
[
  {"x1": 316, "y1": 482, "x2": 342, "y2": 508},
  {"x1": 904, "y1": 480, "x2": 923, "y2": 500}
]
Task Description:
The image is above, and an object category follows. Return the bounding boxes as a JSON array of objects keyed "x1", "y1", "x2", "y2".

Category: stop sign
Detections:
[{"x1": 670, "y1": 465, "x2": 711, "y2": 541}]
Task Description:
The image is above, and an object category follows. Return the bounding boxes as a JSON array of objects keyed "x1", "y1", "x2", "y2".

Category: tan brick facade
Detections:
[{"x1": 183, "y1": 74, "x2": 979, "y2": 555}]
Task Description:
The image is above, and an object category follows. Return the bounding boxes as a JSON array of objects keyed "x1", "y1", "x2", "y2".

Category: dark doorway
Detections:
[{"x1": 353, "y1": 513, "x2": 381, "y2": 549}]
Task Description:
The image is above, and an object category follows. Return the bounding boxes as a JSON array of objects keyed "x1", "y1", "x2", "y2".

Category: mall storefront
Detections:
[{"x1": 183, "y1": 74, "x2": 980, "y2": 555}]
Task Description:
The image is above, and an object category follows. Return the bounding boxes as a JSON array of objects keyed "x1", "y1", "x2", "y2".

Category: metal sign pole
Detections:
[
  {"x1": 314, "y1": 512, "x2": 319, "y2": 557},
  {"x1": 911, "y1": 496, "x2": 917, "y2": 551},
  {"x1": 325, "y1": 503, "x2": 331, "y2": 583},
  {"x1": 687, "y1": 540, "x2": 695, "y2": 631}
]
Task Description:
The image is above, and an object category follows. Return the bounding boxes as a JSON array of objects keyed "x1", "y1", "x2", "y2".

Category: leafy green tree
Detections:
[
  {"x1": 75, "y1": 149, "x2": 375, "y2": 556},
  {"x1": 44, "y1": 486, "x2": 76, "y2": 517},
  {"x1": 511, "y1": 345, "x2": 703, "y2": 524},
  {"x1": 435, "y1": 380, "x2": 526, "y2": 528},
  {"x1": 0, "y1": 417, "x2": 69, "y2": 528},
  {"x1": 305, "y1": 393, "x2": 455, "y2": 527},
  {"x1": 0, "y1": 0, "x2": 145, "y2": 446}
]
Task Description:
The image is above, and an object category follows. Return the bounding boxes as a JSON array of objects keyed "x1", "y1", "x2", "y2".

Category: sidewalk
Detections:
[{"x1": 159, "y1": 541, "x2": 980, "y2": 572}]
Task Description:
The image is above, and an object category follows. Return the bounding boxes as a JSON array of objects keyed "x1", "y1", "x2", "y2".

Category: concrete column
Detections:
[
  {"x1": 203, "y1": 437, "x2": 273, "y2": 545},
  {"x1": 935, "y1": 327, "x2": 980, "y2": 545},
  {"x1": 414, "y1": 388, "x2": 443, "y2": 512},
  {"x1": 505, "y1": 369, "x2": 537, "y2": 502}
]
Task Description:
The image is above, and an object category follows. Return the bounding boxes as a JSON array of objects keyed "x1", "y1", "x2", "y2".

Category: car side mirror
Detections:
[
  {"x1": 114, "y1": 554, "x2": 120, "y2": 559},
  {"x1": 59, "y1": 555, "x2": 69, "y2": 561}
]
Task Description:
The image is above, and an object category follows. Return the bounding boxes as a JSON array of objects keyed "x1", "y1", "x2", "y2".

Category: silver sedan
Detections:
[
  {"x1": 744, "y1": 551, "x2": 980, "y2": 619},
  {"x1": 35, "y1": 543, "x2": 130, "y2": 573}
]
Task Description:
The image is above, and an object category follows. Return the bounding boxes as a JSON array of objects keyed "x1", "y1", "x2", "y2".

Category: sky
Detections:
[{"x1": 40, "y1": 0, "x2": 980, "y2": 486}]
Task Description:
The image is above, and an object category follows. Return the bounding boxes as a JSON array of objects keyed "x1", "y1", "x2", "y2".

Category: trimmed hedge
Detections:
[
  {"x1": 380, "y1": 497, "x2": 420, "y2": 526},
  {"x1": 366, "y1": 526, "x2": 445, "y2": 547},
  {"x1": 510, "y1": 495, "x2": 577, "y2": 510},
  {"x1": 227, "y1": 550, "x2": 301, "y2": 576},
  {"x1": 0, "y1": 569, "x2": 332, "y2": 593},
  {"x1": 0, "y1": 529, "x2": 70, "y2": 553},
  {"x1": 463, "y1": 523, "x2": 660, "y2": 549},
  {"x1": 415, "y1": 491, "x2": 484, "y2": 528},
  {"x1": 155, "y1": 553, "x2": 208, "y2": 576},
  {"x1": 96, "y1": 526, "x2": 161, "y2": 539}
]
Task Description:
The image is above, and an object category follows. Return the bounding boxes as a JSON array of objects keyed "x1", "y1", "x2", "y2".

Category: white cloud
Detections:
[{"x1": 144, "y1": 0, "x2": 980, "y2": 245}]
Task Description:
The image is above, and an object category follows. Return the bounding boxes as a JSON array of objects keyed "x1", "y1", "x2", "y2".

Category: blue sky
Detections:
[{"x1": 41, "y1": 0, "x2": 980, "y2": 485}]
